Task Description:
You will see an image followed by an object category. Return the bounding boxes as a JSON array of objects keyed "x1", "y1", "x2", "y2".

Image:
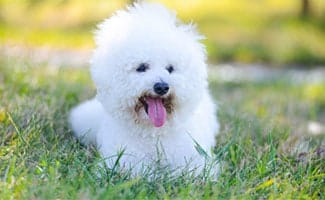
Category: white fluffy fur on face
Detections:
[
  {"x1": 69, "y1": 2, "x2": 219, "y2": 175},
  {"x1": 91, "y1": 3, "x2": 209, "y2": 125}
]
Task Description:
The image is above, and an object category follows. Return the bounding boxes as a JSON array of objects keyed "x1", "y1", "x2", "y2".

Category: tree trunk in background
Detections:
[
  {"x1": 301, "y1": 0, "x2": 311, "y2": 17},
  {"x1": 128, "y1": 0, "x2": 136, "y2": 4}
]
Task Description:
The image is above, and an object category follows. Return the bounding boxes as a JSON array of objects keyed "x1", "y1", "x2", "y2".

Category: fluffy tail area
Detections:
[{"x1": 69, "y1": 98, "x2": 104, "y2": 145}]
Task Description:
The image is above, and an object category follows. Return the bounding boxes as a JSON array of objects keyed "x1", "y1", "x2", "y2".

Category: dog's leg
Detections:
[{"x1": 69, "y1": 98, "x2": 104, "y2": 145}]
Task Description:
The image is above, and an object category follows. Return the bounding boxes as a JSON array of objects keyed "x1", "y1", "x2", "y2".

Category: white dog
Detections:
[{"x1": 69, "y1": 3, "x2": 219, "y2": 175}]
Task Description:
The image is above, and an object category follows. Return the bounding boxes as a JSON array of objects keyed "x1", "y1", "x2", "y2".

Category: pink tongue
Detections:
[{"x1": 146, "y1": 97, "x2": 167, "y2": 127}]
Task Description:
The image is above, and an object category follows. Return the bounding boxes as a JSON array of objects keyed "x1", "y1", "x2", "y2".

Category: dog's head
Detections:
[{"x1": 91, "y1": 3, "x2": 208, "y2": 128}]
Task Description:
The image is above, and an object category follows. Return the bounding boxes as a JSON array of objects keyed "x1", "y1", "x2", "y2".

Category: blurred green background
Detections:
[{"x1": 1, "y1": 0, "x2": 325, "y2": 65}]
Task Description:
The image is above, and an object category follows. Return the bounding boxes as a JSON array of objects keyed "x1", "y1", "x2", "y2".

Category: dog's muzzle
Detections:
[{"x1": 135, "y1": 93, "x2": 174, "y2": 128}]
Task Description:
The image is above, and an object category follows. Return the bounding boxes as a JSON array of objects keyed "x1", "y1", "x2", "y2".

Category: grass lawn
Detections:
[{"x1": 0, "y1": 57, "x2": 324, "y2": 199}]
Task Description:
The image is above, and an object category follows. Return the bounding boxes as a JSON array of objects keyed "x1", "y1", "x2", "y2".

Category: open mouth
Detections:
[{"x1": 137, "y1": 94, "x2": 174, "y2": 127}]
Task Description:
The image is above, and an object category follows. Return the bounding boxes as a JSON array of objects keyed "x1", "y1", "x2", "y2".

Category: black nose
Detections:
[{"x1": 153, "y1": 82, "x2": 169, "y2": 96}]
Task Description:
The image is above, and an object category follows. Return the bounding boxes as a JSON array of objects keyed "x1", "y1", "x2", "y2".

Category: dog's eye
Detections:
[
  {"x1": 136, "y1": 63, "x2": 149, "y2": 72},
  {"x1": 166, "y1": 65, "x2": 174, "y2": 74}
]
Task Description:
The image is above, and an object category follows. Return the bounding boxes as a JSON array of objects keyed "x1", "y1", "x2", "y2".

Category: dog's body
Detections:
[{"x1": 69, "y1": 3, "x2": 219, "y2": 174}]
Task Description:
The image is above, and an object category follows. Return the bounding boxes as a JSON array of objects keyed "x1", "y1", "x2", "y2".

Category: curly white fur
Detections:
[{"x1": 69, "y1": 3, "x2": 219, "y2": 174}]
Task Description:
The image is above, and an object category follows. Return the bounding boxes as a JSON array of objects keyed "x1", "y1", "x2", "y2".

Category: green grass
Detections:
[
  {"x1": 0, "y1": 57, "x2": 324, "y2": 199},
  {"x1": 1, "y1": 0, "x2": 325, "y2": 65}
]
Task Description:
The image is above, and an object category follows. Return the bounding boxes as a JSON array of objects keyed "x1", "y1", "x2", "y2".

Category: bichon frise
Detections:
[{"x1": 69, "y1": 3, "x2": 219, "y2": 175}]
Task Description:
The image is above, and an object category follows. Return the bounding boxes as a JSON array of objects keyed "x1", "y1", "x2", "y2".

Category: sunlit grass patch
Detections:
[
  {"x1": 303, "y1": 83, "x2": 325, "y2": 104},
  {"x1": 1, "y1": 0, "x2": 325, "y2": 64},
  {"x1": 0, "y1": 23, "x2": 94, "y2": 49}
]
